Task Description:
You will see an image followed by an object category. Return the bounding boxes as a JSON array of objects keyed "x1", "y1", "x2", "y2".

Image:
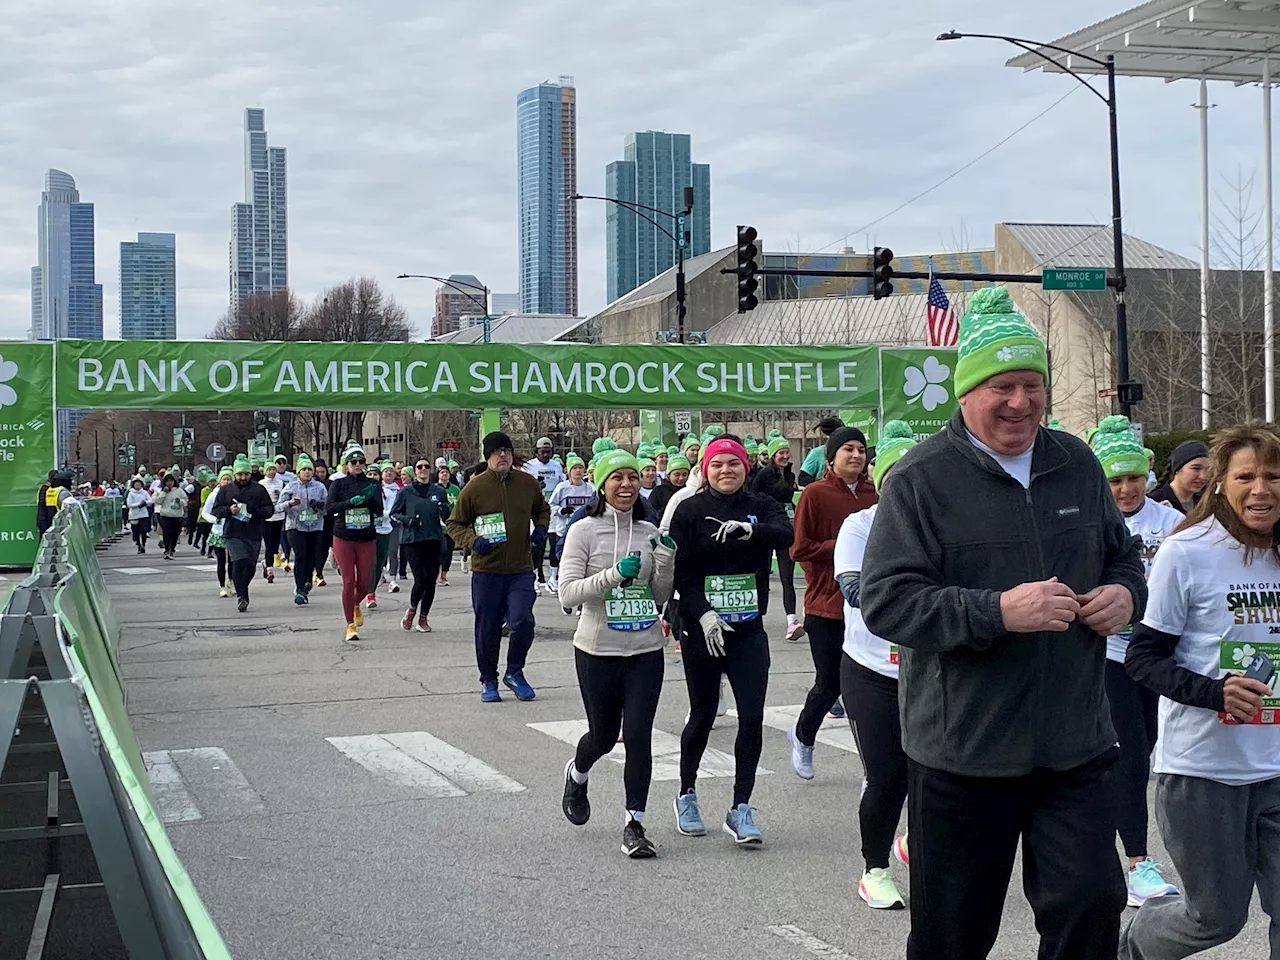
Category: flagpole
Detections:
[{"x1": 927, "y1": 257, "x2": 934, "y2": 347}]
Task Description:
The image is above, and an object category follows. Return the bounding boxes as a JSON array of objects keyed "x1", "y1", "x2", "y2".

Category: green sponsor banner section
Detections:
[
  {"x1": 878, "y1": 348, "x2": 958, "y2": 439},
  {"x1": 638, "y1": 409, "x2": 700, "y2": 447},
  {"x1": 0, "y1": 342, "x2": 55, "y2": 567},
  {"x1": 55, "y1": 339, "x2": 881, "y2": 411},
  {"x1": 839, "y1": 408, "x2": 879, "y2": 446}
]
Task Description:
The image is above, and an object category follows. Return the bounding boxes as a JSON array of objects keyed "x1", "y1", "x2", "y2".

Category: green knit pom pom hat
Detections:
[
  {"x1": 666, "y1": 453, "x2": 691, "y2": 472},
  {"x1": 295, "y1": 453, "x2": 314, "y2": 471},
  {"x1": 591, "y1": 437, "x2": 616, "y2": 456},
  {"x1": 767, "y1": 436, "x2": 791, "y2": 458},
  {"x1": 566, "y1": 453, "x2": 585, "y2": 470},
  {"x1": 218, "y1": 466, "x2": 234, "y2": 479},
  {"x1": 872, "y1": 420, "x2": 918, "y2": 491},
  {"x1": 232, "y1": 454, "x2": 253, "y2": 474},
  {"x1": 1047, "y1": 419, "x2": 1067, "y2": 432},
  {"x1": 593, "y1": 449, "x2": 639, "y2": 488},
  {"x1": 1092, "y1": 415, "x2": 1148, "y2": 479},
  {"x1": 954, "y1": 286, "x2": 1048, "y2": 397}
]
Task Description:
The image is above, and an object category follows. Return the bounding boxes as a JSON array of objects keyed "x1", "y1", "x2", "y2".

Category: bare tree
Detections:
[{"x1": 209, "y1": 290, "x2": 305, "y2": 341}]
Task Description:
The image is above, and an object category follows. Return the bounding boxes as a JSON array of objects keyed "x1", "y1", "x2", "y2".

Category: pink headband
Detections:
[{"x1": 702, "y1": 438, "x2": 751, "y2": 472}]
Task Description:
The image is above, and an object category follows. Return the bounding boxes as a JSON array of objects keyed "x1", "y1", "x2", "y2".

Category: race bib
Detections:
[
  {"x1": 345, "y1": 507, "x2": 371, "y2": 530},
  {"x1": 475, "y1": 512, "x2": 507, "y2": 543},
  {"x1": 605, "y1": 585, "x2": 659, "y2": 632},
  {"x1": 299, "y1": 507, "x2": 319, "y2": 523},
  {"x1": 1219, "y1": 640, "x2": 1280, "y2": 725},
  {"x1": 705, "y1": 574, "x2": 759, "y2": 623}
]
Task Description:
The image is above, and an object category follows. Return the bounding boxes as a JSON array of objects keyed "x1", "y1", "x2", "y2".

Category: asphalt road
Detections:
[{"x1": 103, "y1": 539, "x2": 1269, "y2": 960}]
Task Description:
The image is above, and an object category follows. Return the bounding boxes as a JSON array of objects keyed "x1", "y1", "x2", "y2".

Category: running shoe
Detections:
[
  {"x1": 893, "y1": 833, "x2": 910, "y2": 866},
  {"x1": 622, "y1": 819, "x2": 656, "y2": 859},
  {"x1": 401, "y1": 607, "x2": 416, "y2": 632},
  {"x1": 858, "y1": 868, "x2": 905, "y2": 910},
  {"x1": 380, "y1": 574, "x2": 388, "y2": 585},
  {"x1": 293, "y1": 590, "x2": 307, "y2": 606},
  {"x1": 503, "y1": 670, "x2": 536, "y2": 701},
  {"x1": 788, "y1": 724, "x2": 815, "y2": 780},
  {"x1": 283, "y1": 562, "x2": 291, "y2": 573},
  {"x1": 546, "y1": 581, "x2": 558, "y2": 596},
  {"x1": 438, "y1": 574, "x2": 449, "y2": 586},
  {"x1": 237, "y1": 597, "x2": 249, "y2": 613},
  {"x1": 265, "y1": 567, "x2": 274, "y2": 584},
  {"x1": 388, "y1": 580, "x2": 400, "y2": 594},
  {"x1": 415, "y1": 615, "x2": 431, "y2": 634},
  {"x1": 365, "y1": 592, "x2": 377, "y2": 609},
  {"x1": 353, "y1": 605, "x2": 365, "y2": 628},
  {"x1": 462, "y1": 558, "x2": 470, "y2": 574},
  {"x1": 674, "y1": 791, "x2": 706, "y2": 836},
  {"x1": 219, "y1": 587, "x2": 229, "y2": 598},
  {"x1": 785, "y1": 619, "x2": 806, "y2": 643},
  {"x1": 1126, "y1": 860, "x2": 1178, "y2": 907},
  {"x1": 344, "y1": 623, "x2": 360, "y2": 642},
  {"x1": 314, "y1": 575, "x2": 327, "y2": 587},
  {"x1": 723, "y1": 804, "x2": 763, "y2": 845},
  {"x1": 562, "y1": 606, "x2": 573, "y2": 616},
  {"x1": 829, "y1": 699, "x2": 846, "y2": 720},
  {"x1": 481, "y1": 681, "x2": 502, "y2": 703},
  {"x1": 561, "y1": 759, "x2": 590, "y2": 825}
]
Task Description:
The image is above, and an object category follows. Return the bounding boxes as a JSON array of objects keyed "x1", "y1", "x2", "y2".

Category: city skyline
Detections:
[
  {"x1": 517, "y1": 77, "x2": 578, "y2": 316},
  {"x1": 120, "y1": 232, "x2": 177, "y2": 340},
  {"x1": 431, "y1": 273, "x2": 487, "y2": 338},
  {"x1": 230, "y1": 107, "x2": 288, "y2": 305},
  {"x1": 30, "y1": 168, "x2": 102, "y2": 342}
]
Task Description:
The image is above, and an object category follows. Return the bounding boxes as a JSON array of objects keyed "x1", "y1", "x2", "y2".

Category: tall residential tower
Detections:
[
  {"x1": 30, "y1": 168, "x2": 102, "y2": 341},
  {"x1": 516, "y1": 77, "x2": 577, "y2": 316},
  {"x1": 230, "y1": 108, "x2": 288, "y2": 305},
  {"x1": 120, "y1": 233, "x2": 177, "y2": 340},
  {"x1": 605, "y1": 131, "x2": 710, "y2": 302}
]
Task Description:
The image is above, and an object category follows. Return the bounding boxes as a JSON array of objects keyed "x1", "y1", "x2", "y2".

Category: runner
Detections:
[
  {"x1": 750, "y1": 434, "x2": 802, "y2": 641},
  {"x1": 260, "y1": 462, "x2": 285, "y2": 582},
  {"x1": 557, "y1": 449, "x2": 676, "y2": 858},
  {"x1": 525, "y1": 436, "x2": 565, "y2": 593},
  {"x1": 367, "y1": 461, "x2": 403, "y2": 607},
  {"x1": 669, "y1": 435, "x2": 792, "y2": 845},
  {"x1": 1120, "y1": 424, "x2": 1280, "y2": 960},
  {"x1": 1091, "y1": 415, "x2": 1182, "y2": 907},
  {"x1": 798, "y1": 416, "x2": 846, "y2": 487},
  {"x1": 654, "y1": 446, "x2": 669, "y2": 479},
  {"x1": 153, "y1": 474, "x2": 188, "y2": 560},
  {"x1": 125, "y1": 478, "x2": 153, "y2": 553},
  {"x1": 638, "y1": 457, "x2": 658, "y2": 500},
  {"x1": 327, "y1": 445, "x2": 383, "y2": 641},
  {"x1": 446, "y1": 431, "x2": 550, "y2": 702},
  {"x1": 832, "y1": 419, "x2": 916, "y2": 910},
  {"x1": 548, "y1": 454, "x2": 594, "y2": 595},
  {"x1": 185, "y1": 475, "x2": 202, "y2": 547},
  {"x1": 680, "y1": 434, "x2": 700, "y2": 469},
  {"x1": 1150, "y1": 439, "x2": 1210, "y2": 515},
  {"x1": 436, "y1": 466, "x2": 461, "y2": 586},
  {"x1": 649, "y1": 453, "x2": 689, "y2": 519},
  {"x1": 280, "y1": 454, "x2": 327, "y2": 606},
  {"x1": 313, "y1": 458, "x2": 333, "y2": 587},
  {"x1": 202, "y1": 468, "x2": 233, "y2": 597},
  {"x1": 391, "y1": 457, "x2": 450, "y2": 633},
  {"x1": 788, "y1": 423, "x2": 876, "y2": 779},
  {"x1": 208, "y1": 454, "x2": 275, "y2": 613},
  {"x1": 194, "y1": 478, "x2": 215, "y2": 555}
]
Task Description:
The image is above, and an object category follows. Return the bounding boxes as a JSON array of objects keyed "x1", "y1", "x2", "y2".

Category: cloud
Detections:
[{"x1": 0, "y1": 0, "x2": 1274, "y2": 342}]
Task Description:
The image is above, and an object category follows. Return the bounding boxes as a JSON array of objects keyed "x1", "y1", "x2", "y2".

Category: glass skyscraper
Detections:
[
  {"x1": 120, "y1": 233, "x2": 177, "y2": 340},
  {"x1": 230, "y1": 107, "x2": 288, "y2": 305},
  {"x1": 605, "y1": 132, "x2": 711, "y2": 303},
  {"x1": 516, "y1": 78, "x2": 577, "y2": 316}
]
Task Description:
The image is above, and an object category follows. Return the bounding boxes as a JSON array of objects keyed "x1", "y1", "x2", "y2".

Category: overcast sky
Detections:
[{"x1": 1, "y1": 0, "x2": 1275, "y2": 341}]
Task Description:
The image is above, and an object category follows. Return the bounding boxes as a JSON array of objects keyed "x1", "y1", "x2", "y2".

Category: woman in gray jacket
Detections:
[{"x1": 557, "y1": 450, "x2": 676, "y2": 859}]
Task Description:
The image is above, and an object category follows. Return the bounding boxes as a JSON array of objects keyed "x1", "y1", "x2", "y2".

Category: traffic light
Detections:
[
  {"x1": 736, "y1": 225, "x2": 760, "y2": 313},
  {"x1": 872, "y1": 246, "x2": 895, "y2": 300}
]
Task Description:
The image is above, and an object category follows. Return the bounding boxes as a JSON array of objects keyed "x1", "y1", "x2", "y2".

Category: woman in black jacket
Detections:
[
  {"x1": 749, "y1": 436, "x2": 802, "y2": 641},
  {"x1": 326, "y1": 448, "x2": 384, "y2": 641},
  {"x1": 208, "y1": 455, "x2": 276, "y2": 613},
  {"x1": 390, "y1": 458, "x2": 451, "y2": 633}
]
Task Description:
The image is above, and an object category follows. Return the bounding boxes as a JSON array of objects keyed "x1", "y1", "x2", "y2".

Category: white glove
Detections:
[
  {"x1": 698, "y1": 610, "x2": 731, "y2": 657},
  {"x1": 706, "y1": 517, "x2": 753, "y2": 543}
]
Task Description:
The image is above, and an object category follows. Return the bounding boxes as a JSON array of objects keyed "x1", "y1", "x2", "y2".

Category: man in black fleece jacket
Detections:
[{"x1": 208, "y1": 454, "x2": 276, "y2": 612}]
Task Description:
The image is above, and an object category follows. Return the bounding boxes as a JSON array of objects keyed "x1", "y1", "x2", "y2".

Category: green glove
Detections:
[
  {"x1": 649, "y1": 534, "x2": 676, "y2": 551},
  {"x1": 615, "y1": 554, "x2": 642, "y2": 579},
  {"x1": 349, "y1": 494, "x2": 366, "y2": 507}
]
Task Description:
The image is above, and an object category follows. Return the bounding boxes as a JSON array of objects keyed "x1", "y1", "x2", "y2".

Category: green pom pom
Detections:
[
  {"x1": 880, "y1": 420, "x2": 914, "y2": 441},
  {"x1": 966, "y1": 285, "x2": 1015, "y2": 316},
  {"x1": 1097, "y1": 414, "x2": 1132, "y2": 435}
]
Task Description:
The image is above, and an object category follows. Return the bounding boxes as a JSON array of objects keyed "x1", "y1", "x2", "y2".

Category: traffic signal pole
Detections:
[{"x1": 728, "y1": 266, "x2": 1126, "y2": 287}]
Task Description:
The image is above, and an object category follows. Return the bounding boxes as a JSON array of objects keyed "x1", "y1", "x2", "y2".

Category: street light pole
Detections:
[
  {"x1": 396, "y1": 274, "x2": 492, "y2": 342},
  {"x1": 938, "y1": 31, "x2": 1136, "y2": 417}
]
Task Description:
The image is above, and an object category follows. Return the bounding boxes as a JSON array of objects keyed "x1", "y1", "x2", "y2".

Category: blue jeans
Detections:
[{"x1": 471, "y1": 571, "x2": 536, "y2": 684}]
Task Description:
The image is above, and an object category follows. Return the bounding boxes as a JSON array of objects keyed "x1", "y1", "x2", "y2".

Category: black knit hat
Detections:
[
  {"x1": 1170, "y1": 440, "x2": 1209, "y2": 477},
  {"x1": 826, "y1": 426, "x2": 867, "y2": 463},
  {"x1": 483, "y1": 431, "x2": 514, "y2": 459}
]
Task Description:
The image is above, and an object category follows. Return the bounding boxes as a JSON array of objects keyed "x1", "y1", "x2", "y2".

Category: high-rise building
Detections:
[
  {"x1": 431, "y1": 274, "x2": 487, "y2": 338},
  {"x1": 516, "y1": 77, "x2": 577, "y2": 316},
  {"x1": 605, "y1": 131, "x2": 711, "y2": 302},
  {"x1": 490, "y1": 292, "x2": 520, "y2": 315},
  {"x1": 30, "y1": 168, "x2": 102, "y2": 341},
  {"x1": 230, "y1": 107, "x2": 288, "y2": 305},
  {"x1": 120, "y1": 233, "x2": 177, "y2": 340}
]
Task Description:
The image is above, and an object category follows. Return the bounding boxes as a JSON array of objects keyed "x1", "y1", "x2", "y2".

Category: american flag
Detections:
[{"x1": 926, "y1": 277, "x2": 958, "y2": 347}]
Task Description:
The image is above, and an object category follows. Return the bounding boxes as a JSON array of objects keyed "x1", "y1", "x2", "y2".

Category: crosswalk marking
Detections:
[
  {"x1": 326, "y1": 732, "x2": 525, "y2": 797},
  {"x1": 766, "y1": 924, "x2": 859, "y2": 960},
  {"x1": 116, "y1": 566, "x2": 164, "y2": 575},
  {"x1": 142, "y1": 747, "x2": 264, "y2": 824},
  {"x1": 526, "y1": 719, "x2": 771, "y2": 780},
  {"x1": 729, "y1": 704, "x2": 859, "y2": 755},
  {"x1": 185, "y1": 564, "x2": 216, "y2": 572}
]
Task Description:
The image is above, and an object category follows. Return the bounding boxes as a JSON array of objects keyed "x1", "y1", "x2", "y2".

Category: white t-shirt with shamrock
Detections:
[
  {"x1": 834, "y1": 505, "x2": 897, "y2": 680},
  {"x1": 1106, "y1": 497, "x2": 1183, "y2": 663},
  {"x1": 1143, "y1": 516, "x2": 1280, "y2": 786}
]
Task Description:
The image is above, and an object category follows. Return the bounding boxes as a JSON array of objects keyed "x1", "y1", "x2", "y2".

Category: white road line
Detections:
[
  {"x1": 326, "y1": 732, "x2": 524, "y2": 797},
  {"x1": 526, "y1": 719, "x2": 770, "y2": 780},
  {"x1": 184, "y1": 564, "x2": 216, "y2": 572},
  {"x1": 165, "y1": 747, "x2": 265, "y2": 819},
  {"x1": 766, "y1": 924, "x2": 859, "y2": 959},
  {"x1": 730, "y1": 705, "x2": 859, "y2": 755},
  {"x1": 116, "y1": 566, "x2": 164, "y2": 575},
  {"x1": 143, "y1": 750, "x2": 204, "y2": 824}
]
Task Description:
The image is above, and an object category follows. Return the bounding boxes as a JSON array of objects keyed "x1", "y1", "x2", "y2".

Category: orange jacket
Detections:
[{"x1": 791, "y1": 472, "x2": 877, "y2": 620}]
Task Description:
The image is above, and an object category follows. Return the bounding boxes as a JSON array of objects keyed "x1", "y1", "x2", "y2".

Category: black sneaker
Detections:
[
  {"x1": 237, "y1": 596, "x2": 249, "y2": 613},
  {"x1": 561, "y1": 760, "x2": 590, "y2": 826},
  {"x1": 622, "y1": 819, "x2": 656, "y2": 859}
]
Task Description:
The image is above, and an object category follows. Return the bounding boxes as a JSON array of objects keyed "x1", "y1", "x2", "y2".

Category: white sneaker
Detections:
[
  {"x1": 388, "y1": 579, "x2": 401, "y2": 594},
  {"x1": 858, "y1": 867, "x2": 905, "y2": 910}
]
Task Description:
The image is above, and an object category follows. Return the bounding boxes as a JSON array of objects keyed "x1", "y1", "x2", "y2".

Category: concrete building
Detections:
[
  {"x1": 605, "y1": 131, "x2": 711, "y2": 301},
  {"x1": 517, "y1": 77, "x2": 577, "y2": 315},
  {"x1": 431, "y1": 274, "x2": 487, "y2": 338},
  {"x1": 120, "y1": 233, "x2": 177, "y2": 340},
  {"x1": 230, "y1": 108, "x2": 288, "y2": 305}
]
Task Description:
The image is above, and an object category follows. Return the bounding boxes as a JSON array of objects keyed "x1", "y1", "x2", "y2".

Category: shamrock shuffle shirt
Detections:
[
  {"x1": 1143, "y1": 516, "x2": 1280, "y2": 786},
  {"x1": 1106, "y1": 497, "x2": 1183, "y2": 663}
]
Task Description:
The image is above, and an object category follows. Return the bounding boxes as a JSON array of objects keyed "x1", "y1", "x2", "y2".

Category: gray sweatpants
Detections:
[{"x1": 1119, "y1": 773, "x2": 1280, "y2": 960}]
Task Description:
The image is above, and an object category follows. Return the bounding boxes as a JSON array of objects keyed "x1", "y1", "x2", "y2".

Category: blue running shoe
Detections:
[
  {"x1": 723, "y1": 803, "x2": 763, "y2": 845},
  {"x1": 1127, "y1": 859, "x2": 1178, "y2": 907},
  {"x1": 828, "y1": 699, "x2": 846, "y2": 720},
  {"x1": 673, "y1": 791, "x2": 706, "y2": 836},
  {"x1": 503, "y1": 670, "x2": 536, "y2": 701},
  {"x1": 481, "y1": 681, "x2": 502, "y2": 703},
  {"x1": 293, "y1": 590, "x2": 307, "y2": 605}
]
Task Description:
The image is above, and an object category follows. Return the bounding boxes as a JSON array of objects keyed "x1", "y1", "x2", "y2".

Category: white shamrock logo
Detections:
[
  {"x1": 902, "y1": 355, "x2": 951, "y2": 412},
  {"x1": 1232, "y1": 643, "x2": 1258, "y2": 666},
  {"x1": 610, "y1": 586, "x2": 625, "y2": 599},
  {"x1": 0, "y1": 354, "x2": 17, "y2": 409},
  {"x1": 709, "y1": 576, "x2": 725, "y2": 591},
  {"x1": 996, "y1": 347, "x2": 1014, "y2": 362}
]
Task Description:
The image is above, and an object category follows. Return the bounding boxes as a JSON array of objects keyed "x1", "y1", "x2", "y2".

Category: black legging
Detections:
[
  {"x1": 131, "y1": 519, "x2": 150, "y2": 549},
  {"x1": 756, "y1": 547, "x2": 797, "y2": 618},
  {"x1": 401, "y1": 539, "x2": 442, "y2": 614},
  {"x1": 680, "y1": 622, "x2": 770, "y2": 807},
  {"x1": 315, "y1": 525, "x2": 333, "y2": 579},
  {"x1": 842, "y1": 654, "x2": 907, "y2": 871},
  {"x1": 1105, "y1": 658, "x2": 1158, "y2": 859},
  {"x1": 210, "y1": 545, "x2": 227, "y2": 587},
  {"x1": 194, "y1": 520, "x2": 211, "y2": 551},
  {"x1": 547, "y1": 532, "x2": 560, "y2": 571},
  {"x1": 574, "y1": 648, "x2": 664, "y2": 812},
  {"x1": 531, "y1": 533, "x2": 548, "y2": 582},
  {"x1": 794, "y1": 614, "x2": 845, "y2": 745},
  {"x1": 263, "y1": 520, "x2": 284, "y2": 568},
  {"x1": 439, "y1": 534, "x2": 455, "y2": 574},
  {"x1": 157, "y1": 515, "x2": 182, "y2": 554},
  {"x1": 186, "y1": 511, "x2": 200, "y2": 544},
  {"x1": 288, "y1": 530, "x2": 321, "y2": 595}
]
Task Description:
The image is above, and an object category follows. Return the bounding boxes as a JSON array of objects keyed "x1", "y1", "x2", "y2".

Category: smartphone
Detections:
[
  {"x1": 1244, "y1": 652, "x2": 1276, "y2": 690},
  {"x1": 620, "y1": 550, "x2": 642, "y2": 588}
]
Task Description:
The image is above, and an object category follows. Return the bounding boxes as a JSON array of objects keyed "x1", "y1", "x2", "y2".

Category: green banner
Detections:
[
  {"x1": 55, "y1": 339, "x2": 882, "y2": 411},
  {"x1": 878, "y1": 348, "x2": 958, "y2": 439},
  {"x1": 0, "y1": 342, "x2": 55, "y2": 566},
  {"x1": 839, "y1": 408, "x2": 879, "y2": 446}
]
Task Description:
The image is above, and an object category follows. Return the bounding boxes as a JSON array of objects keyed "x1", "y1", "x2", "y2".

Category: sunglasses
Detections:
[{"x1": 415, "y1": 463, "x2": 431, "y2": 469}]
